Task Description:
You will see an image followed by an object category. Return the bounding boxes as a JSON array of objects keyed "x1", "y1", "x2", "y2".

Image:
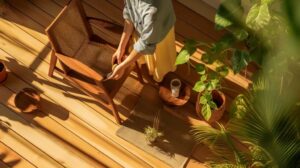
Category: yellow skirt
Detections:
[{"x1": 133, "y1": 27, "x2": 177, "y2": 82}]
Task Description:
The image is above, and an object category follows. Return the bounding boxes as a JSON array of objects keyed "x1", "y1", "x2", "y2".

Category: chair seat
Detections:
[
  {"x1": 73, "y1": 41, "x2": 134, "y2": 97},
  {"x1": 75, "y1": 42, "x2": 113, "y2": 77}
]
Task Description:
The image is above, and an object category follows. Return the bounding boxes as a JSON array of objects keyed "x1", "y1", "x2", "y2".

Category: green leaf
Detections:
[
  {"x1": 215, "y1": 0, "x2": 243, "y2": 30},
  {"x1": 202, "y1": 104, "x2": 212, "y2": 121},
  {"x1": 209, "y1": 101, "x2": 218, "y2": 110},
  {"x1": 215, "y1": 13, "x2": 233, "y2": 30},
  {"x1": 175, "y1": 40, "x2": 197, "y2": 65},
  {"x1": 284, "y1": 0, "x2": 300, "y2": 40},
  {"x1": 231, "y1": 50, "x2": 250, "y2": 74},
  {"x1": 201, "y1": 53, "x2": 213, "y2": 64},
  {"x1": 203, "y1": 91, "x2": 212, "y2": 100},
  {"x1": 200, "y1": 75, "x2": 207, "y2": 82},
  {"x1": 215, "y1": 34, "x2": 236, "y2": 52},
  {"x1": 211, "y1": 79, "x2": 220, "y2": 89},
  {"x1": 195, "y1": 64, "x2": 206, "y2": 75},
  {"x1": 216, "y1": 65, "x2": 229, "y2": 77},
  {"x1": 206, "y1": 82, "x2": 215, "y2": 91},
  {"x1": 193, "y1": 81, "x2": 206, "y2": 93},
  {"x1": 175, "y1": 50, "x2": 190, "y2": 65},
  {"x1": 261, "y1": 0, "x2": 274, "y2": 4},
  {"x1": 231, "y1": 28, "x2": 249, "y2": 41},
  {"x1": 200, "y1": 96, "x2": 208, "y2": 105},
  {"x1": 246, "y1": 3, "x2": 271, "y2": 31}
]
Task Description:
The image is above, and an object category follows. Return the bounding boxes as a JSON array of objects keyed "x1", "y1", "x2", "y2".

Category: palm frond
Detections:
[{"x1": 228, "y1": 77, "x2": 300, "y2": 167}]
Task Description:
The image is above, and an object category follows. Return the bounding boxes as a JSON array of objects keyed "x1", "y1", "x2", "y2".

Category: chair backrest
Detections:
[{"x1": 46, "y1": 0, "x2": 92, "y2": 57}]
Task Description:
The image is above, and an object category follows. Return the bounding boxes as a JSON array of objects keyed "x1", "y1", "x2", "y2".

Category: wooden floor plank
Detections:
[
  {"x1": 0, "y1": 0, "x2": 253, "y2": 167},
  {"x1": 1, "y1": 74, "x2": 114, "y2": 168},
  {"x1": 0, "y1": 49, "x2": 154, "y2": 168},
  {"x1": 1, "y1": 59, "x2": 138, "y2": 168},
  {"x1": 0, "y1": 3, "x2": 171, "y2": 167},
  {"x1": 0, "y1": 0, "x2": 199, "y2": 167},
  {"x1": 0, "y1": 142, "x2": 36, "y2": 168},
  {"x1": 7, "y1": 0, "x2": 54, "y2": 28},
  {"x1": 29, "y1": 0, "x2": 62, "y2": 18},
  {"x1": 0, "y1": 102, "x2": 96, "y2": 168},
  {"x1": 1, "y1": 5, "x2": 49, "y2": 45},
  {"x1": 0, "y1": 126, "x2": 62, "y2": 168}
]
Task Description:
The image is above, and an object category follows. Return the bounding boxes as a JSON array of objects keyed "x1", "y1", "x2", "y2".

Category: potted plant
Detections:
[
  {"x1": 144, "y1": 126, "x2": 163, "y2": 143},
  {"x1": 192, "y1": 63, "x2": 227, "y2": 123},
  {"x1": 175, "y1": 40, "x2": 229, "y2": 123},
  {"x1": 0, "y1": 61, "x2": 7, "y2": 83},
  {"x1": 190, "y1": 77, "x2": 300, "y2": 168},
  {"x1": 144, "y1": 110, "x2": 163, "y2": 143}
]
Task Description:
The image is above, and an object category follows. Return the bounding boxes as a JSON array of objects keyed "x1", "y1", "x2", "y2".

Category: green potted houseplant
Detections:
[
  {"x1": 175, "y1": 40, "x2": 229, "y2": 123},
  {"x1": 192, "y1": 63, "x2": 227, "y2": 123},
  {"x1": 144, "y1": 110, "x2": 163, "y2": 143},
  {"x1": 144, "y1": 126, "x2": 163, "y2": 143}
]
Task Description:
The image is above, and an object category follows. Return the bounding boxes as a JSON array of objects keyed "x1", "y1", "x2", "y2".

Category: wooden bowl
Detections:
[
  {"x1": 159, "y1": 74, "x2": 191, "y2": 106},
  {"x1": 14, "y1": 88, "x2": 40, "y2": 113}
]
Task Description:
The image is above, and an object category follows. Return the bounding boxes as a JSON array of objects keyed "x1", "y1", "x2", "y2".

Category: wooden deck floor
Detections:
[{"x1": 0, "y1": 0, "x2": 251, "y2": 167}]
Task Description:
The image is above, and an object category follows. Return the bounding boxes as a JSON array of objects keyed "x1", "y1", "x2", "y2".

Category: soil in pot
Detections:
[
  {"x1": 196, "y1": 90, "x2": 226, "y2": 123},
  {"x1": 0, "y1": 62, "x2": 7, "y2": 83}
]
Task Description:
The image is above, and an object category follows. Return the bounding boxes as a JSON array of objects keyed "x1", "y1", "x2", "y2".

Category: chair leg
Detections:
[
  {"x1": 49, "y1": 51, "x2": 57, "y2": 77},
  {"x1": 135, "y1": 62, "x2": 144, "y2": 84},
  {"x1": 109, "y1": 98, "x2": 122, "y2": 124}
]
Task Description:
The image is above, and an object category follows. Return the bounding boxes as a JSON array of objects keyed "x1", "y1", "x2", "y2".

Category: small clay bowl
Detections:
[
  {"x1": 159, "y1": 80, "x2": 191, "y2": 106},
  {"x1": 14, "y1": 88, "x2": 40, "y2": 113}
]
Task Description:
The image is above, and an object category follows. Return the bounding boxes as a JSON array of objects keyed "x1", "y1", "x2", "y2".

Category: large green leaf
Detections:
[
  {"x1": 201, "y1": 53, "x2": 214, "y2": 64},
  {"x1": 211, "y1": 34, "x2": 236, "y2": 53},
  {"x1": 215, "y1": 0, "x2": 243, "y2": 30},
  {"x1": 200, "y1": 74, "x2": 207, "y2": 82},
  {"x1": 246, "y1": 3, "x2": 271, "y2": 31},
  {"x1": 261, "y1": 0, "x2": 274, "y2": 4},
  {"x1": 228, "y1": 78, "x2": 300, "y2": 167},
  {"x1": 200, "y1": 95, "x2": 208, "y2": 105},
  {"x1": 231, "y1": 28, "x2": 249, "y2": 41},
  {"x1": 202, "y1": 104, "x2": 212, "y2": 121},
  {"x1": 175, "y1": 40, "x2": 197, "y2": 65},
  {"x1": 208, "y1": 101, "x2": 218, "y2": 110},
  {"x1": 193, "y1": 81, "x2": 206, "y2": 93},
  {"x1": 195, "y1": 64, "x2": 206, "y2": 75},
  {"x1": 284, "y1": 0, "x2": 300, "y2": 40},
  {"x1": 216, "y1": 65, "x2": 229, "y2": 77},
  {"x1": 210, "y1": 79, "x2": 220, "y2": 89},
  {"x1": 175, "y1": 50, "x2": 190, "y2": 65},
  {"x1": 231, "y1": 50, "x2": 250, "y2": 74}
]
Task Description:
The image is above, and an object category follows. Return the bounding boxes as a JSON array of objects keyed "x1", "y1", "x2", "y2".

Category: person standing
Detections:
[{"x1": 109, "y1": 0, "x2": 177, "y2": 82}]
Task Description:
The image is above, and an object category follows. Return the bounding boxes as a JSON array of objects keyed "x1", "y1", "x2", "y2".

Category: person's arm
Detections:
[
  {"x1": 112, "y1": 19, "x2": 134, "y2": 64},
  {"x1": 108, "y1": 49, "x2": 141, "y2": 80}
]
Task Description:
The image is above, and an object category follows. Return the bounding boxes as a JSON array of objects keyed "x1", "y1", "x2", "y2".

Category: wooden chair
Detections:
[{"x1": 45, "y1": 0, "x2": 143, "y2": 124}]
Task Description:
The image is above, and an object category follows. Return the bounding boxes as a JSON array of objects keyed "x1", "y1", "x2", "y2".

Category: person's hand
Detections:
[
  {"x1": 108, "y1": 64, "x2": 126, "y2": 80},
  {"x1": 112, "y1": 48, "x2": 125, "y2": 64}
]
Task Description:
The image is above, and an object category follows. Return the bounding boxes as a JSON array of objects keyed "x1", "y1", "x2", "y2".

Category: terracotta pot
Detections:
[
  {"x1": 0, "y1": 61, "x2": 7, "y2": 83},
  {"x1": 196, "y1": 90, "x2": 226, "y2": 123}
]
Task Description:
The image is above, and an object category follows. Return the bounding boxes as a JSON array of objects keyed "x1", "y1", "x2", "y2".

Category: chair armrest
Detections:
[{"x1": 55, "y1": 52, "x2": 104, "y2": 82}]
